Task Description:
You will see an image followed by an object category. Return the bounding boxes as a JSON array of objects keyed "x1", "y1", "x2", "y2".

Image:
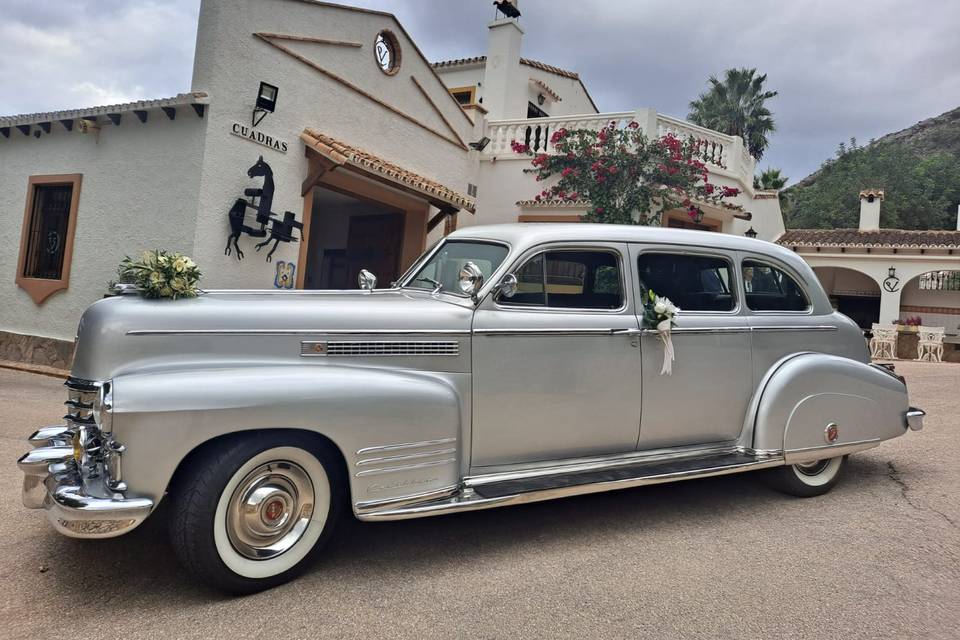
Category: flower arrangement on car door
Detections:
[{"x1": 641, "y1": 290, "x2": 679, "y2": 375}]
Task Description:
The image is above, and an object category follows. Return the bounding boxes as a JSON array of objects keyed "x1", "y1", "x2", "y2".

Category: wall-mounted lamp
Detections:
[
  {"x1": 744, "y1": 227, "x2": 758, "y2": 238},
  {"x1": 883, "y1": 266, "x2": 901, "y2": 293},
  {"x1": 537, "y1": 92, "x2": 546, "y2": 106},
  {"x1": 469, "y1": 136, "x2": 491, "y2": 151},
  {"x1": 252, "y1": 81, "x2": 279, "y2": 128}
]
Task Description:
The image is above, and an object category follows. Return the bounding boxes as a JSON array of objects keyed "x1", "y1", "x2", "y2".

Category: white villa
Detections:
[
  {"x1": 11, "y1": 0, "x2": 958, "y2": 368},
  {"x1": 0, "y1": 0, "x2": 777, "y2": 369}
]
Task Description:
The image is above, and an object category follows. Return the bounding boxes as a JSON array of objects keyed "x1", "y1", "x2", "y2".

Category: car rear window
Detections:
[
  {"x1": 742, "y1": 260, "x2": 810, "y2": 311},
  {"x1": 636, "y1": 253, "x2": 735, "y2": 312}
]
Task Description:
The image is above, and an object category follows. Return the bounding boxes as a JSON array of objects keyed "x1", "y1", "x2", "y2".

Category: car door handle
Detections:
[{"x1": 611, "y1": 328, "x2": 643, "y2": 336}]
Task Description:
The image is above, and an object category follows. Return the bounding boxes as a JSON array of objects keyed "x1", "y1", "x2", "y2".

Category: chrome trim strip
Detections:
[
  {"x1": 640, "y1": 327, "x2": 748, "y2": 336},
  {"x1": 475, "y1": 328, "x2": 625, "y2": 336},
  {"x1": 750, "y1": 325, "x2": 838, "y2": 332},
  {"x1": 466, "y1": 444, "x2": 741, "y2": 488},
  {"x1": 783, "y1": 438, "x2": 881, "y2": 465},
  {"x1": 356, "y1": 448, "x2": 458, "y2": 467},
  {"x1": 356, "y1": 437, "x2": 458, "y2": 456},
  {"x1": 354, "y1": 485, "x2": 461, "y2": 513},
  {"x1": 127, "y1": 329, "x2": 471, "y2": 336},
  {"x1": 354, "y1": 458, "x2": 457, "y2": 478},
  {"x1": 359, "y1": 457, "x2": 785, "y2": 521}
]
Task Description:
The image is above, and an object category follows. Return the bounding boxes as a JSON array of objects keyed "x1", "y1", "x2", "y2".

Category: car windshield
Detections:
[{"x1": 404, "y1": 240, "x2": 509, "y2": 294}]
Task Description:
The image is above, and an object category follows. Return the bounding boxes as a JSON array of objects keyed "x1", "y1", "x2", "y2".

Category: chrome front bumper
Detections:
[
  {"x1": 906, "y1": 407, "x2": 925, "y2": 431},
  {"x1": 19, "y1": 425, "x2": 153, "y2": 539}
]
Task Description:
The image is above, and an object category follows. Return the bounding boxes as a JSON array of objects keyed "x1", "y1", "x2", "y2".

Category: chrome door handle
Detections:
[{"x1": 612, "y1": 327, "x2": 642, "y2": 347}]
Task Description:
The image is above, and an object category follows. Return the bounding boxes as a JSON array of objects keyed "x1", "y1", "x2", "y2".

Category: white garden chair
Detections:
[
  {"x1": 915, "y1": 326, "x2": 945, "y2": 362},
  {"x1": 870, "y1": 324, "x2": 898, "y2": 360}
]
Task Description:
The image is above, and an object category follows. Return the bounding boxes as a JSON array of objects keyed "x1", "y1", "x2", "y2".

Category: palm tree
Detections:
[
  {"x1": 688, "y1": 68, "x2": 778, "y2": 160},
  {"x1": 753, "y1": 167, "x2": 788, "y2": 190}
]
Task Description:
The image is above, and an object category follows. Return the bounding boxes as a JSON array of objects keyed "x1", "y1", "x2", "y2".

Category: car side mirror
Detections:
[
  {"x1": 498, "y1": 273, "x2": 519, "y2": 298},
  {"x1": 358, "y1": 269, "x2": 377, "y2": 291},
  {"x1": 458, "y1": 262, "x2": 485, "y2": 297}
]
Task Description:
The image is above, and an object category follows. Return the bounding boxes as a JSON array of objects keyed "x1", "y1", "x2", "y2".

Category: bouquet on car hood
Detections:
[{"x1": 114, "y1": 250, "x2": 202, "y2": 300}]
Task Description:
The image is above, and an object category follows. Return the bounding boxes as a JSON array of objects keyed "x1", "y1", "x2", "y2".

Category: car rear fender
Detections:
[{"x1": 746, "y1": 352, "x2": 909, "y2": 461}]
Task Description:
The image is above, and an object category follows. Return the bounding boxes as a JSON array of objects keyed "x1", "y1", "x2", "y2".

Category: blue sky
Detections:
[{"x1": 3, "y1": 0, "x2": 959, "y2": 183}]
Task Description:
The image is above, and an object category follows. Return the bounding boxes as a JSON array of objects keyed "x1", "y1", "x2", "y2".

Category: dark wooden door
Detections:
[{"x1": 345, "y1": 213, "x2": 404, "y2": 288}]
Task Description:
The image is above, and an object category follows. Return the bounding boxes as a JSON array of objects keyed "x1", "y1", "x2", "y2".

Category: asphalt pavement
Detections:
[{"x1": 0, "y1": 362, "x2": 957, "y2": 639}]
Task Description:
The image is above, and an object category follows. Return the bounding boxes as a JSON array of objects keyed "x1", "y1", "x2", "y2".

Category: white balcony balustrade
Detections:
[{"x1": 484, "y1": 110, "x2": 756, "y2": 190}]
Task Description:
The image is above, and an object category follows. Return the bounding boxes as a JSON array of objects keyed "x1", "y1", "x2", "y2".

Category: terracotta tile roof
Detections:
[
  {"x1": 777, "y1": 228, "x2": 960, "y2": 249},
  {"x1": 301, "y1": 129, "x2": 475, "y2": 213},
  {"x1": 0, "y1": 92, "x2": 209, "y2": 127},
  {"x1": 517, "y1": 198, "x2": 591, "y2": 208},
  {"x1": 432, "y1": 56, "x2": 580, "y2": 80},
  {"x1": 530, "y1": 78, "x2": 561, "y2": 102}
]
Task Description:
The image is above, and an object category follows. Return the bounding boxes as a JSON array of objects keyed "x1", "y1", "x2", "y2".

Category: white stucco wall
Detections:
[
  {"x1": 190, "y1": 0, "x2": 477, "y2": 288},
  {"x1": 0, "y1": 115, "x2": 206, "y2": 340}
]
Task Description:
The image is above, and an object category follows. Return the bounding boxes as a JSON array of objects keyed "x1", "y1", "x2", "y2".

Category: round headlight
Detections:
[
  {"x1": 93, "y1": 381, "x2": 113, "y2": 434},
  {"x1": 457, "y1": 261, "x2": 484, "y2": 296}
]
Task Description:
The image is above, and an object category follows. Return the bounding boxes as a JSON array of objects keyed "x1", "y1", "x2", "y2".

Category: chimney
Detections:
[
  {"x1": 483, "y1": 1, "x2": 524, "y2": 120},
  {"x1": 858, "y1": 188, "x2": 884, "y2": 231}
]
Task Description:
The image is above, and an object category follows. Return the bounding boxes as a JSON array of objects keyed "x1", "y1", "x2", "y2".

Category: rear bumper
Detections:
[
  {"x1": 19, "y1": 427, "x2": 153, "y2": 539},
  {"x1": 906, "y1": 407, "x2": 925, "y2": 431}
]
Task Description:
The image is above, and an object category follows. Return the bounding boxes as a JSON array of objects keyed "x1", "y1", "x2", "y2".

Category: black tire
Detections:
[
  {"x1": 169, "y1": 431, "x2": 343, "y2": 594},
  {"x1": 762, "y1": 455, "x2": 846, "y2": 498}
]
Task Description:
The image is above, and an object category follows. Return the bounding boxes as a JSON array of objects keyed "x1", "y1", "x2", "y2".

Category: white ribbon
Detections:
[{"x1": 657, "y1": 318, "x2": 675, "y2": 376}]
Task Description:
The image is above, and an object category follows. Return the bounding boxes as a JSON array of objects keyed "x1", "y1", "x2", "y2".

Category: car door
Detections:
[
  {"x1": 739, "y1": 253, "x2": 824, "y2": 383},
  {"x1": 631, "y1": 244, "x2": 754, "y2": 449},
  {"x1": 471, "y1": 243, "x2": 642, "y2": 468}
]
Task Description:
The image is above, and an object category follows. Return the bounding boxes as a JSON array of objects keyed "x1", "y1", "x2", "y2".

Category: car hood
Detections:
[{"x1": 71, "y1": 290, "x2": 473, "y2": 381}]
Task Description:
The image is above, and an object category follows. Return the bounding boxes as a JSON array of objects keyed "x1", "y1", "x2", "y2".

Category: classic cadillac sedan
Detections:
[{"x1": 19, "y1": 224, "x2": 924, "y2": 593}]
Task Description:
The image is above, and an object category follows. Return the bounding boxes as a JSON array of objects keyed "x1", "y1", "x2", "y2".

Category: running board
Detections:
[{"x1": 356, "y1": 450, "x2": 784, "y2": 521}]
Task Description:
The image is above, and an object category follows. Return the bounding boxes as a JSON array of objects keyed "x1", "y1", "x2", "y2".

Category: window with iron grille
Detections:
[{"x1": 22, "y1": 183, "x2": 74, "y2": 279}]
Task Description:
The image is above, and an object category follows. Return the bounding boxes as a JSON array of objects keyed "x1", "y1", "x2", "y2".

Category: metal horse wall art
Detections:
[{"x1": 225, "y1": 156, "x2": 304, "y2": 262}]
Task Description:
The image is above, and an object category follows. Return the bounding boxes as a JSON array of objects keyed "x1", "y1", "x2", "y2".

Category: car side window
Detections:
[
  {"x1": 636, "y1": 253, "x2": 735, "y2": 312},
  {"x1": 742, "y1": 260, "x2": 810, "y2": 311},
  {"x1": 499, "y1": 250, "x2": 623, "y2": 310}
]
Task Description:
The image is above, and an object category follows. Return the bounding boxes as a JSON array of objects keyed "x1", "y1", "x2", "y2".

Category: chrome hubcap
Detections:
[
  {"x1": 795, "y1": 459, "x2": 831, "y2": 477},
  {"x1": 226, "y1": 461, "x2": 315, "y2": 560}
]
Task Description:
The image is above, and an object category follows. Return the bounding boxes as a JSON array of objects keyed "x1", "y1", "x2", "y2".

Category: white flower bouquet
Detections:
[
  {"x1": 641, "y1": 289, "x2": 680, "y2": 375},
  {"x1": 115, "y1": 250, "x2": 202, "y2": 300}
]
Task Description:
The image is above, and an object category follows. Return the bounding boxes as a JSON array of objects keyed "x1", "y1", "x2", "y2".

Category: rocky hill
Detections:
[{"x1": 783, "y1": 106, "x2": 960, "y2": 229}]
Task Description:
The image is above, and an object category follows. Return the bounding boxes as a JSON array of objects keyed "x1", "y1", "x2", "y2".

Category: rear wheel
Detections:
[
  {"x1": 763, "y1": 455, "x2": 846, "y2": 497},
  {"x1": 169, "y1": 433, "x2": 342, "y2": 594}
]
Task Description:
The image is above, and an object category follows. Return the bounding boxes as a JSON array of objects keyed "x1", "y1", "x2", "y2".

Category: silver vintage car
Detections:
[{"x1": 19, "y1": 224, "x2": 924, "y2": 593}]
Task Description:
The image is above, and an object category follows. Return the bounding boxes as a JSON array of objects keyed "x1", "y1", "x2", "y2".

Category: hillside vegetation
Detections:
[{"x1": 783, "y1": 106, "x2": 960, "y2": 230}]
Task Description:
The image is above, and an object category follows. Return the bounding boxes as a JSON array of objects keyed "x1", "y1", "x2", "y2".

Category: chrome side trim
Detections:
[
  {"x1": 301, "y1": 340, "x2": 460, "y2": 357},
  {"x1": 640, "y1": 327, "x2": 748, "y2": 336},
  {"x1": 783, "y1": 438, "x2": 881, "y2": 465},
  {"x1": 356, "y1": 448, "x2": 458, "y2": 467},
  {"x1": 354, "y1": 458, "x2": 457, "y2": 478},
  {"x1": 356, "y1": 437, "x2": 457, "y2": 456},
  {"x1": 359, "y1": 456, "x2": 784, "y2": 521},
  {"x1": 354, "y1": 485, "x2": 460, "y2": 513},
  {"x1": 127, "y1": 329, "x2": 471, "y2": 336},
  {"x1": 465, "y1": 443, "x2": 741, "y2": 488},
  {"x1": 750, "y1": 325, "x2": 838, "y2": 332},
  {"x1": 475, "y1": 328, "x2": 628, "y2": 337}
]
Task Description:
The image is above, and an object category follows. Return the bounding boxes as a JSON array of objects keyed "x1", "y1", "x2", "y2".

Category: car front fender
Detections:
[{"x1": 110, "y1": 365, "x2": 465, "y2": 510}]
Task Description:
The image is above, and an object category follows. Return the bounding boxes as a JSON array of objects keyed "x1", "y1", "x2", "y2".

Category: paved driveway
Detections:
[{"x1": 0, "y1": 362, "x2": 957, "y2": 639}]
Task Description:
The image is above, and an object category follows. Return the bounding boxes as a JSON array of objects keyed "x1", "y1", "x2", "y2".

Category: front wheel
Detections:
[
  {"x1": 169, "y1": 433, "x2": 342, "y2": 594},
  {"x1": 762, "y1": 455, "x2": 846, "y2": 498}
]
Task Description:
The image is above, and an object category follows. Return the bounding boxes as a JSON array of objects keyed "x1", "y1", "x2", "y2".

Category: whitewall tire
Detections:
[
  {"x1": 170, "y1": 433, "x2": 342, "y2": 594},
  {"x1": 763, "y1": 455, "x2": 846, "y2": 497}
]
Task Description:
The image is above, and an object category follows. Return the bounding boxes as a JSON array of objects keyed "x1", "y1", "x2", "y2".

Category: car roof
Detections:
[{"x1": 447, "y1": 223, "x2": 787, "y2": 257}]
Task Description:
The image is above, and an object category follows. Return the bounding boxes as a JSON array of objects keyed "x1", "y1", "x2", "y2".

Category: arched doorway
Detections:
[
  {"x1": 812, "y1": 266, "x2": 880, "y2": 329},
  {"x1": 899, "y1": 270, "x2": 960, "y2": 335}
]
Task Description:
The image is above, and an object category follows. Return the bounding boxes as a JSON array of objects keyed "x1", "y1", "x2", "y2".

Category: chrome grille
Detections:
[{"x1": 301, "y1": 340, "x2": 459, "y2": 357}]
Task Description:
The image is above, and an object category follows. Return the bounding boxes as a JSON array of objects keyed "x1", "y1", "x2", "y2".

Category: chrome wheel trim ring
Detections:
[
  {"x1": 225, "y1": 461, "x2": 315, "y2": 560},
  {"x1": 795, "y1": 459, "x2": 831, "y2": 477}
]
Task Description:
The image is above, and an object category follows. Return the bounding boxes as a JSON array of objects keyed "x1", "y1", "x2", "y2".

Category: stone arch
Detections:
[
  {"x1": 812, "y1": 266, "x2": 881, "y2": 329},
  {"x1": 898, "y1": 269, "x2": 960, "y2": 333}
]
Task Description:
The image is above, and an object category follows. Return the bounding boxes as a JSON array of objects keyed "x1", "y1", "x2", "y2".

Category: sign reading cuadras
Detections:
[{"x1": 230, "y1": 122, "x2": 288, "y2": 153}]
